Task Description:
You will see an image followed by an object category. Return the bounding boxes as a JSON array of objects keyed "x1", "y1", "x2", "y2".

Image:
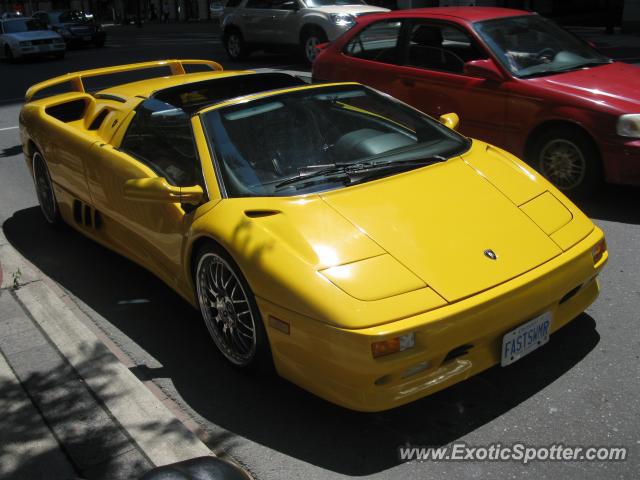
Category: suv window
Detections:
[
  {"x1": 344, "y1": 20, "x2": 403, "y2": 65},
  {"x1": 406, "y1": 22, "x2": 487, "y2": 74},
  {"x1": 120, "y1": 99, "x2": 201, "y2": 187}
]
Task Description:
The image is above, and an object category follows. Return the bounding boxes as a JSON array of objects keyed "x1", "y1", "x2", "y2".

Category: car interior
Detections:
[{"x1": 204, "y1": 88, "x2": 454, "y2": 197}]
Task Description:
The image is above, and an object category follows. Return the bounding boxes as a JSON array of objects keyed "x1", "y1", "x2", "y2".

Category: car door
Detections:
[
  {"x1": 84, "y1": 99, "x2": 205, "y2": 286},
  {"x1": 339, "y1": 18, "x2": 407, "y2": 91},
  {"x1": 268, "y1": 0, "x2": 300, "y2": 45},
  {"x1": 392, "y1": 20, "x2": 508, "y2": 147},
  {"x1": 241, "y1": 0, "x2": 274, "y2": 43}
]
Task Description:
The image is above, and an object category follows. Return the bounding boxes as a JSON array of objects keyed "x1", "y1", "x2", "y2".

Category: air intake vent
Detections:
[
  {"x1": 560, "y1": 285, "x2": 582, "y2": 304},
  {"x1": 72, "y1": 200, "x2": 102, "y2": 230},
  {"x1": 73, "y1": 200, "x2": 82, "y2": 223},
  {"x1": 443, "y1": 344, "x2": 474, "y2": 364},
  {"x1": 88, "y1": 109, "x2": 109, "y2": 130}
]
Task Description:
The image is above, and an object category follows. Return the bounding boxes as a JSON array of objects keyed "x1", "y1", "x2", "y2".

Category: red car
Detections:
[{"x1": 313, "y1": 7, "x2": 640, "y2": 195}]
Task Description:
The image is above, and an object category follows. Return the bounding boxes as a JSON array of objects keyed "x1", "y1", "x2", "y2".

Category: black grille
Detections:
[{"x1": 70, "y1": 27, "x2": 93, "y2": 35}]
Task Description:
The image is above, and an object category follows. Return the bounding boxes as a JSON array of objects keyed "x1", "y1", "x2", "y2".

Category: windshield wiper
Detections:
[
  {"x1": 520, "y1": 60, "x2": 612, "y2": 78},
  {"x1": 274, "y1": 156, "x2": 446, "y2": 190}
]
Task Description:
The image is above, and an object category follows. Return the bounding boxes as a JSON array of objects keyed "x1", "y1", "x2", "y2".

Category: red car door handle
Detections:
[{"x1": 401, "y1": 78, "x2": 415, "y2": 87}]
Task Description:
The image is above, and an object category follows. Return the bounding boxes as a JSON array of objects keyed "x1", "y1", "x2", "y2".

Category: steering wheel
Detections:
[{"x1": 536, "y1": 47, "x2": 557, "y2": 63}]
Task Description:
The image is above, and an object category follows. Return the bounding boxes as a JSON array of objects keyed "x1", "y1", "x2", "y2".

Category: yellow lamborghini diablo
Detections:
[{"x1": 20, "y1": 60, "x2": 607, "y2": 412}]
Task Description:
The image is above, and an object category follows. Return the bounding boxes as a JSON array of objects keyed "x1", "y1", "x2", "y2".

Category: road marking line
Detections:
[{"x1": 0, "y1": 126, "x2": 18, "y2": 132}]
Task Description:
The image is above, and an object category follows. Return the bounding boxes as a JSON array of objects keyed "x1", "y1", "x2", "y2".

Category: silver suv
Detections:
[{"x1": 221, "y1": 0, "x2": 388, "y2": 64}]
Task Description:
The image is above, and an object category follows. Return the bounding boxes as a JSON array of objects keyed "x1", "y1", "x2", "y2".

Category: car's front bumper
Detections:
[
  {"x1": 601, "y1": 137, "x2": 640, "y2": 185},
  {"x1": 260, "y1": 226, "x2": 607, "y2": 412},
  {"x1": 62, "y1": 31, "x2": 105, "y2": 45},
  {"x1": 16, "y1": 43, "x2": 65, "y2": 57}
]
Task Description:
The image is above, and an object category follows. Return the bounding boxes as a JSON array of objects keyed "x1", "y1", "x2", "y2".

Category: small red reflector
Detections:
[{"x1": 592, "y1": 238, "x2": 607, "y2": 265}]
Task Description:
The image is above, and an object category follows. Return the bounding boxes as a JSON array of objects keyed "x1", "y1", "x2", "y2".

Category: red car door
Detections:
[
  {"x1": 334, "y1": 18, "x2": 407, "y2": 93},
  {"x1": 390, "y1": 20, "x2": 508, "y2": 147},
  {"x1": 321, "y1": 17, "x2": 509, "y2": 148}
]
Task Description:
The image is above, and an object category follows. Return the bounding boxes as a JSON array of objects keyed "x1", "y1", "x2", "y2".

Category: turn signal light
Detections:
[
  {"x1": 592, "y1": 238, "x2": 607, "y2": 265},
  {"x1": 372, "y1": 332, "x2": 415, "y2": 358}
]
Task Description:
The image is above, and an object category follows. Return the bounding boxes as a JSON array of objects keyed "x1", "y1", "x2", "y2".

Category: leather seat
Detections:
[{"x1": 408, "y1": 25, "x2": 448, "y2": 70}]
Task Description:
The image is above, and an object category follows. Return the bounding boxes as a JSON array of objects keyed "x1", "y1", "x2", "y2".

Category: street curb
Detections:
[{"x1": 0, "y1": 228, "x2": 213, "y2": 471}]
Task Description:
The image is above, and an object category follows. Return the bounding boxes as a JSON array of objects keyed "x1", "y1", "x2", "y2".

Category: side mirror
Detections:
[
  {"x1": 463, "y1": 58, "x2": 504, "y2": 82},
  {"x1": 123, "y1": 178, "x2": 204, "y2": 205},
  {"x1": 280, "y1": 0, "x2": 299, "y2": 10},
  {"x1": 439, "y1": 112, "x2": 459, "y2": 131}
]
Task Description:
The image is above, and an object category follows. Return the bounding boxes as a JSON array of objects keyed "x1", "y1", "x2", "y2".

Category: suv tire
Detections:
[
  {"x1": 224, "y1": 28, "x2": 249, "y2": 61},
  {"x1": 301, "y1": 27, "x2": 327, "y2": 64}
]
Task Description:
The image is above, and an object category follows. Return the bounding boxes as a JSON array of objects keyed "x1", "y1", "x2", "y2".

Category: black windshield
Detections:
[
  {"x1": 201, "y1": 85, "x2": 470, "y2": 197},
  {"x1": 474, "y1": 15, "x2": 610, "y2": 78}
]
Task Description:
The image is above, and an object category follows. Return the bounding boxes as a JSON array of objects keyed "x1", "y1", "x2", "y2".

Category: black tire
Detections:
[
  {"x1": 223, "y1": 28, "x2": 249, "y2": 61},
  {"x1": 527, "y1": 125, "x2": 602, "y2": 197},
  {"x1": 300, "y1": 27, "x2": 327, "y2": 64},
  {"x1": 32, "y1": 151, "x2": 64, "y2": 227},
  {"x1": 194, "y1": 242, "x2": 273, "y2": 373}
]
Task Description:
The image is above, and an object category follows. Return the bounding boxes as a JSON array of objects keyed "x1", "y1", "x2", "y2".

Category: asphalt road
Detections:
[{"x1": 0, "y1": 24, "x2": 639, "y2": 480}]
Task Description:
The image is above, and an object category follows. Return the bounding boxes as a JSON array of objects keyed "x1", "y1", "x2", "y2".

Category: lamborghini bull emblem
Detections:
[{"x1": 484, "y1": 249, "x2": 498, "y2": 260}]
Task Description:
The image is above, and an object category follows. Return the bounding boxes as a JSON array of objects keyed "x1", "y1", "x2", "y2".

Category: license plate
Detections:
[
  {"x1": 501, "y1": 312, "x2": 552, "y2": 366},
  {"x1": 83, "y1": 35, "x2": 91, "y2": 41}
]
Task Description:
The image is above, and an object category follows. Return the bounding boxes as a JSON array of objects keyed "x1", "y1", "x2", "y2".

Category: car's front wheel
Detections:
[
  {"x1": 223, "y1": 28, "x2": 249, "y2": 61},
  {"x1": 194, "y1": 243, "x2": 272, "y2": 371},
  {"x1": 301, "y1": 27, "x2": 327, "y2": 64},
  {"x1": 528, "y1": 126, "x2": 602, "y2": 197},
  {"x1": 33, "y1": 151, "x2": 63, "y2": 226}
]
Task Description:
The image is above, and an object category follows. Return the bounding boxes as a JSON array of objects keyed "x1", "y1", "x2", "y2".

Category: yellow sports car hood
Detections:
[{"x1": 321, "y1": 156, "x2": 563, "y2": 303}]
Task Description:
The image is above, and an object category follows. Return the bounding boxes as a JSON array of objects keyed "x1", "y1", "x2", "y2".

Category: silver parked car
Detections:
[
  {"x1": 0, "y1": 17, "x2": 66, "y2": 60},
  {"x1": 221, "y1": 0, "x2": 388, "y2": 64}
]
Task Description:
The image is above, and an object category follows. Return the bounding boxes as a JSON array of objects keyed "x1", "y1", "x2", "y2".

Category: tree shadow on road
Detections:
[
  {"x1": 3, "y1": 207, "x2": 601, "y2": 476},
  {"x1": 0, "y1": 339, "x2": 154, "y2": 480},
  {"x1": 0, "y1": 145, "x2": 22, "y2": 158}
]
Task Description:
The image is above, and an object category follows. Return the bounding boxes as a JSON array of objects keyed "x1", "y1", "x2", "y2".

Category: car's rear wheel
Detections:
[
  {"x1": 301, "y1": 27, "x2": 326, "y2": 64},
  {"x1": 224, "y1": 28, "x2": 248, "y2": 61},
  {"x1": 195, "y1": 243, "x2": 272, "y2": 371},
  {"x1": 528, "y1": 126, "x2": 602, "y2": 197},
  {"x1": 33, "y1": 151, "x2": 63, "y2": 226}
]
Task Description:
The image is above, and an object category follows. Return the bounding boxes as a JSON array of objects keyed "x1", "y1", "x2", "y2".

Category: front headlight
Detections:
[
  {"x1": 320, "y1": 254, "x2": 425, "y2": 301},
  {"x1": 330, "y1": 13, "x2": 356, "y2": 28},
  {"x1": 617, "y1": 114, "x2": 640, "y2": 138}
]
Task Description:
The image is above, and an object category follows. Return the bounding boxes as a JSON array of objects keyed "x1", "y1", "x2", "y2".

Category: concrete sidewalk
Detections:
[{"x1": 0, "y1": 229, "x2": 213, "y2": 480}]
